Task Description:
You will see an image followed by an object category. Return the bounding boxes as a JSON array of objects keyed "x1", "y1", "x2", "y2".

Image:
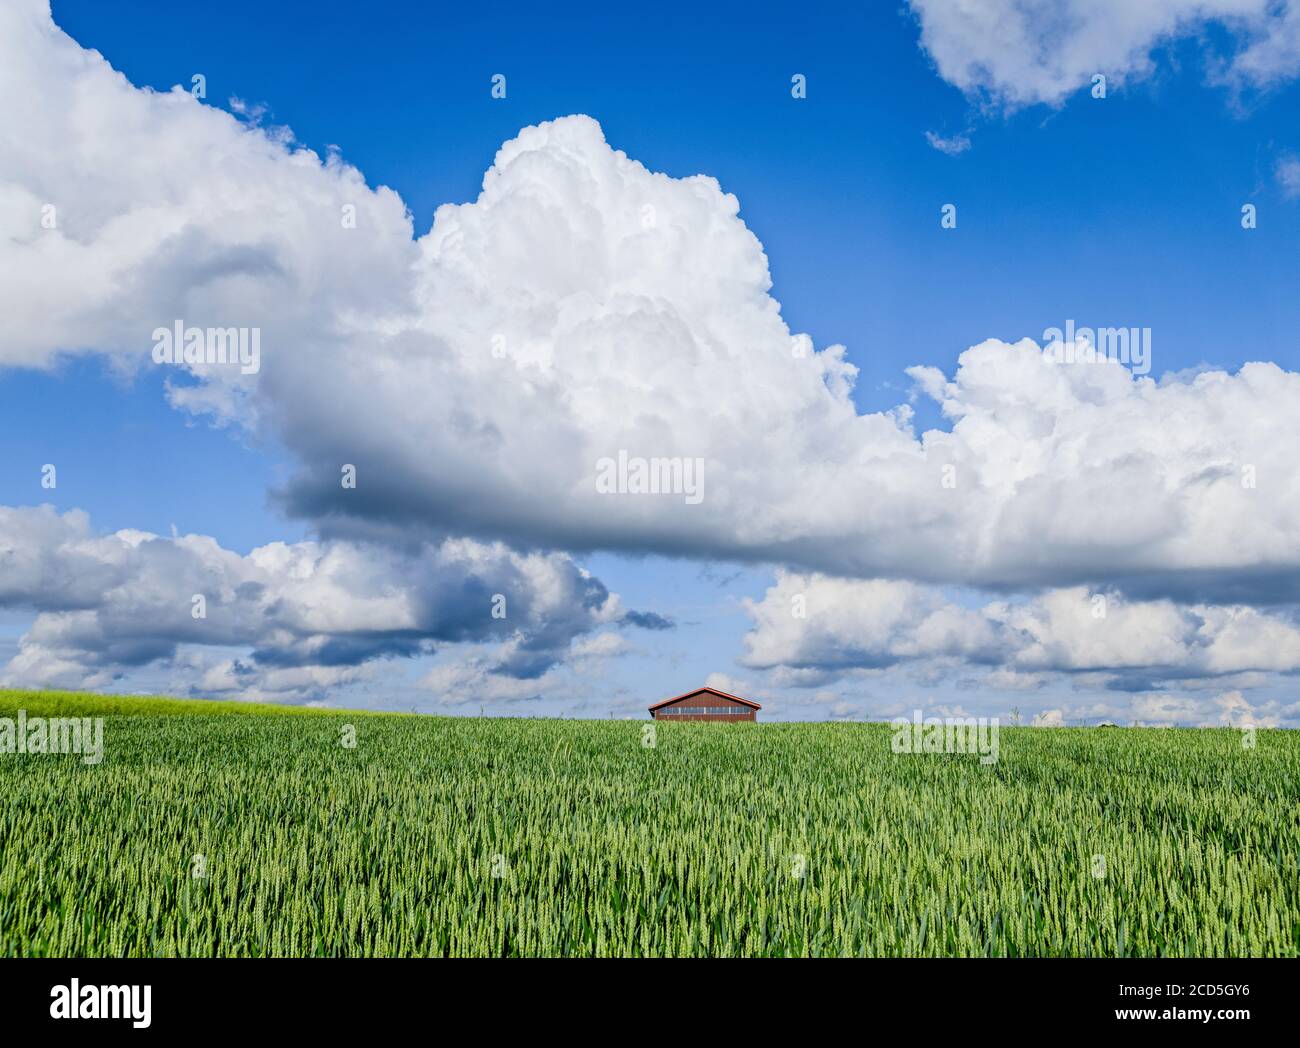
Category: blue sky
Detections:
[{"x1": 3, "y1": 0, "x2": 1300, "y2": 722}]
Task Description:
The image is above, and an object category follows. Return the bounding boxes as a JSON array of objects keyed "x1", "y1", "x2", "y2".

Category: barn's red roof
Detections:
[{"x1": 647, "y1": 686, "x2": 761, "y2": 712}]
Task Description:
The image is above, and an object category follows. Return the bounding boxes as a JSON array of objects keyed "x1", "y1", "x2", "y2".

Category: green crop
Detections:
[{"x1": 1, "y1": 692, "x2": 1297, "y2": 956}]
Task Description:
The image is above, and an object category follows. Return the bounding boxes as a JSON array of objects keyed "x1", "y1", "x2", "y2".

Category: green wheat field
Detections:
[{"x1": 1, "y1": 690, "x2": 1297, "y2": 957}]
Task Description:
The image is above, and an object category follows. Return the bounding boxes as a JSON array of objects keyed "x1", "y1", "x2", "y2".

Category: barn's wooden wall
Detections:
[{"x1": 651, "y1": 692, "x2": 756, "y2": 721}]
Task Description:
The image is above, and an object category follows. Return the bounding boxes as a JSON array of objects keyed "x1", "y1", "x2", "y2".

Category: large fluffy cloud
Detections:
[
  {"x1": 740, "y1": 574, "x2": 1004, "y2": 671},
  {"x1": 4, "y1": 1, "x2": 1300, "y2": 606},
  {"x1": 741, "y1": 573, "x2": 1300, "y2": 693},
  {"x1": 281, "y1": 329, "x2": 1297, "y2": 603},
  {"x1": 0, "y1": 505, "x2": 626, "y2": 699},
  {"x1": 0, "y1": 0, "x2": 414, "y2": 376},
  {"x1": 908, "y1": 0, "x2": 1300, "y2": 109}
]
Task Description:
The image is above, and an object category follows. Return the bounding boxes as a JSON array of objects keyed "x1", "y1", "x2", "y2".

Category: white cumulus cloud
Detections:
[
  {"x1": 908, "y1": 0, "x2": 1300, "y2": 109},
  {"x1": 3, "y1": 4, "x2": 1300, "y2": 606},
  {"x1": 0, "y1": 505, "x2": 627, "y2": 700},
  {"x1": 741, "y1": 574, "x2": 1300, "y2": 693}
]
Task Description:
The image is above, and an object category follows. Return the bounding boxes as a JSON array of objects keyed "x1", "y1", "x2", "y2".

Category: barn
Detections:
[{"x1": 647, "y1": 686, "x2": 760, "y2": 722}]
